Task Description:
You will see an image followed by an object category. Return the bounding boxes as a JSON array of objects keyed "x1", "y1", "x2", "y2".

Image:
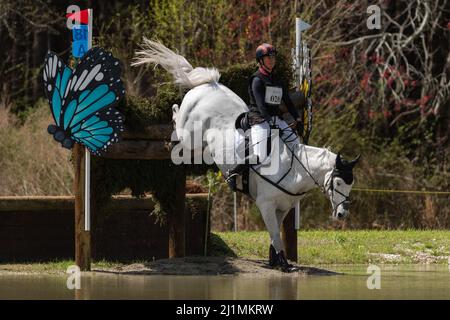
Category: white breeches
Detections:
[{"x1": 251, "y1": 116, "x2": 300, "y2": 163}]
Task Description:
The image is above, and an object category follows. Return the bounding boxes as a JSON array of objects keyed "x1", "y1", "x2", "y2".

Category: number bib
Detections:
[{"x1": 264, "y1": 86, "x2": 283, "y2": 105}]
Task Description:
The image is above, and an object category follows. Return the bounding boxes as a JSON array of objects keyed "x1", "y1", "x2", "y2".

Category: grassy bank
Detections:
[
  {"x1": 0, "y1": 260, "x2": 125, "y2": 275},
  {"x1": 1, "y1": 230, "x2": 449, "y2": 274},
  {"x1": 212, "y1": 230, "x2": 450, "y2": 265}
]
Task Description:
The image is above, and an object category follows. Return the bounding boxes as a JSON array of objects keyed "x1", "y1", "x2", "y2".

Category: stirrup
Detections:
[
  {"x1": 225, "y1": 170, "x2": 240, "y2": 181},
  {"x1": 225, "y1": 173, "x2": 238, "y2": 192}
]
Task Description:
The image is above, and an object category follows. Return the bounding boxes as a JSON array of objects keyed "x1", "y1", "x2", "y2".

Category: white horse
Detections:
[{"x1": 133, "y1": 39, "x2": 359, "y2": 272}]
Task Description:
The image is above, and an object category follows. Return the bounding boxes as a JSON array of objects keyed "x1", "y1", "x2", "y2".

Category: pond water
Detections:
[{"x1": 1, "y1": 265, "x2": 449, "y2": 299}]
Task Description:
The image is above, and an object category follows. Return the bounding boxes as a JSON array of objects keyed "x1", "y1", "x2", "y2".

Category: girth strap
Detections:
[{"x1": 250, "y1": 166, "x2": 307, "y2": 197}]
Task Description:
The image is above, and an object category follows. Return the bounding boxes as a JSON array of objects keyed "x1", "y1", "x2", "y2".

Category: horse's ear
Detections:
[
  {"x1": 349, "y1": 154, "x2": 361, "y2": 168},
  {"x1": 336, "y1": 152, "x2": 343, "y2": 169}
]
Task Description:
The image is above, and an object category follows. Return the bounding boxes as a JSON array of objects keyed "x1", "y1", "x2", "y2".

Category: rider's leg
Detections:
[
  {"x1": 275, "y1": 117, "x2": 300, "y2": 147},
  {"x1": 226, "y1": 163, "x2": 246, "y2": 191},
  {"x1": 226, "y1": 127, "x2": 260, "y2": 191},
  {"x1": 250, "y1": 121, "x2": 270, "y2": 164}
]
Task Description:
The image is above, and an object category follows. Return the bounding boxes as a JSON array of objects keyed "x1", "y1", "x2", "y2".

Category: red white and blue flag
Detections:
[{"x1": 67, "y1": 9, "x2": 92, "y2": 58}]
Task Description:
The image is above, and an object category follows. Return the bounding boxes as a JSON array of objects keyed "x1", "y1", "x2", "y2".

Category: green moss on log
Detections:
[
  {"x1": 92, "y1": 158, "x2": 185, "y2": 224},
  {"x1": 120, "y1": 84, "x2": 183, "y2": 131}
]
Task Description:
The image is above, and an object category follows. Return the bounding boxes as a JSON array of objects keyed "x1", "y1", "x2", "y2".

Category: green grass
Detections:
[
  {"x1": 0, "y1": 259, "x2": 125, "y2": 274},
  {"x1": 1, "y1": 230, "x2": 449, "y2": 274},
  {"x1": 212, "y1": 230, "x2": 450, "y2": 265}
]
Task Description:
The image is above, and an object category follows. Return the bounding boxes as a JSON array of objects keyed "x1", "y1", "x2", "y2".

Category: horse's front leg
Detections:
[
  {"x1": 257, "y1": 199, "x2": 294, "y2": 272},
  {"x1": 274, "y1": 208, "x2": 299, "y2": 272},
  {"x1": 256, "y1": 199, "x2": 283, "y2": 250}
]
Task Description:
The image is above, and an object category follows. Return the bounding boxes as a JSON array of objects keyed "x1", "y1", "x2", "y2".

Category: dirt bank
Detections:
[{"x1": 94, "y1": 257, "x2": 339, "y2": 276}]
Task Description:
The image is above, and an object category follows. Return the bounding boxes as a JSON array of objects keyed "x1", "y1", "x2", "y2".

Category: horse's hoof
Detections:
[
  {"x1": 277, "y1": 251, "x2": 300, "y2": 273},
  {"x1": 268, "y1": 249, "x2": 300, "y2": 272},
  {"x1": 285, "y1": 265, "x2": 300, "y2": 273},
  {"x1": 270, "y1": 263, "x2": 298, "y2": 273}
]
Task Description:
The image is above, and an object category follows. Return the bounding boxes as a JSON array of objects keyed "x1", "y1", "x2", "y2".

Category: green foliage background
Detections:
[{"x1": 1, "y1": 0, "x2": 448, "y2": 229}]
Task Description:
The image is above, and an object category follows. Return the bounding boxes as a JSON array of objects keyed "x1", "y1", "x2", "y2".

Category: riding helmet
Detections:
[{"x1": 255, "y1": 43, "x2": 277, "y2": 63}]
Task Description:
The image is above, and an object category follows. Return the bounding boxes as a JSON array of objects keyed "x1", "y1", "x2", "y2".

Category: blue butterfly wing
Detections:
[
  {"x1": 71, "y1": 108, "x2": 125, "y2": 156},
  {"x1": 43, "y1": 52, "x2": 73, "y2": 127},
  {"x1": 43, "y1": 48, "x2": 125, "y2": 154},
  {"x1": 62, "y1": 47, "x2": 125, "y2": 131}
]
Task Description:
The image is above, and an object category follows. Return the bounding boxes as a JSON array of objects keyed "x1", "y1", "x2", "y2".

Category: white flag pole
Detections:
[
  {"x1": 295, "y1": 17, "x2": 302, "y2": 89},
  {"x1": 84, "y1": 8, "x2": 93, "y2": 232},
  {"x1": 233, "y1": 192, "x2": 237, "y2": 232},
  {"x1": 295, "y1": 18, "x2": 301, "y2": 230},
  {"x1": 294, "y1": 18, "x2": 311, "y2": 230}
]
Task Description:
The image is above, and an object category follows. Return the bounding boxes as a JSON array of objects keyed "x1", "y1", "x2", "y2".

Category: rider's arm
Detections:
[
  {"x1": 282, "y1": 85, "x2": 301, "y2": 120},
  {"x1": 251, "y1": 77, "x2": 272, "y2": 123}
]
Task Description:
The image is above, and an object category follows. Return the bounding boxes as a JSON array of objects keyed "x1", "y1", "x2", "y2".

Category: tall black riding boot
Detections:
[{"x1": 225, "y1": 164, "x2": 246, "y2": 192}]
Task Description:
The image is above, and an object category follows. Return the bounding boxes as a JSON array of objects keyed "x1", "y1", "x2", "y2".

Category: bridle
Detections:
[{"x1": 324, "y1": 170, "x2": 351, "y2": 217}]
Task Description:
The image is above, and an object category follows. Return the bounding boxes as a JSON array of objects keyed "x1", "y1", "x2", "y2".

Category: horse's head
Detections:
[{"x1": 325, "y1": 153, "x2": 360, "y2": 220}]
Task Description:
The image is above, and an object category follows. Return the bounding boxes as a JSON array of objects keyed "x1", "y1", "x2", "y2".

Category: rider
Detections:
[{"x1": 227, "y1": 43, "x2": 303, "y2": 191}]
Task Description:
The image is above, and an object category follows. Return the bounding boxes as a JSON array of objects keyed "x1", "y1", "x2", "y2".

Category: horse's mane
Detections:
[{"x1": 319, "y1": 146, "x2": 336, "y2": 167}]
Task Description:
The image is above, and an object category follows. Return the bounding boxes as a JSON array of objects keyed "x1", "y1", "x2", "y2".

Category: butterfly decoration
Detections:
[{"x1": 43, "y1": 47, "x2": 125, "y2": 156}]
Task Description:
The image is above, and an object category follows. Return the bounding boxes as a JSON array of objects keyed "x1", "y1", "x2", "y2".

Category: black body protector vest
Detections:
[{"x1": 248, "y1": 70, "x2": 284, "y2": 125}]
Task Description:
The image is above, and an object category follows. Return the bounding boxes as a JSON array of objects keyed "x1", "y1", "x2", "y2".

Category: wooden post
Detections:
[
  {"x1": 168, "y1": 166, "x2": 186, "y2": 258},
  {"x1": 281, "y1": 208, "x2": 298, "y2": 262},
  {"x1": 73, "y1": 144, "x2": 91, "y2": 271}
]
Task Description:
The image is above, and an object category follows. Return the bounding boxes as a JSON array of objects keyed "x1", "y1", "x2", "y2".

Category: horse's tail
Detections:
[{"x1": 132, "y1": 37, "x2": 220, "y2": 89}]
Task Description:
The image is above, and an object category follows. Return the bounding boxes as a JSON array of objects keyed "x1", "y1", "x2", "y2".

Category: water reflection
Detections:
[{"x1": 0, "y1": 265, "x2": 449, "y2": 300}]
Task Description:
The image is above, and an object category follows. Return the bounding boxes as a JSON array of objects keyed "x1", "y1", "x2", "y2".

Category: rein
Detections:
[
  {"x1": 250, "y1": 121, "x2": 349, "y2": 211},
  {"x1": 282, "y1": 126, "x2": 351, "y2": 214}
]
